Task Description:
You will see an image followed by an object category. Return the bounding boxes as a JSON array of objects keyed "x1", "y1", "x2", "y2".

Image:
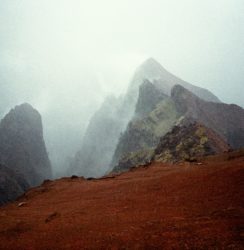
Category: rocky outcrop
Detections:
[
  {"x1": 154, "y1": 121, "x2": 231, "y2": 163},
  {"x1": 0, "y1": 103, "x2": 52, "y2": 204}
]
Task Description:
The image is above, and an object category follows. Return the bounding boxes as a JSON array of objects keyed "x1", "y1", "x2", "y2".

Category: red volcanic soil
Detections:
[{"x1": 0, "y1": 150, "x2": 244, "y2": 250}]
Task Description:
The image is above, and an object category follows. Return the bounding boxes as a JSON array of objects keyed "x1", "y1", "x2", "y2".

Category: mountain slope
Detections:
[{"x1": 0, "y1": 151, "x2": 243, "y2": 249}]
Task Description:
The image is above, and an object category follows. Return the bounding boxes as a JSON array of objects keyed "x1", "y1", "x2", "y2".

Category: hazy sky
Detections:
[{"x1": 0, "y1": 0, "x2": 244, "y2": 170}]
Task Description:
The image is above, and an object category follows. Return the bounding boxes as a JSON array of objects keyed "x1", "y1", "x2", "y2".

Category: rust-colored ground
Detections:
[{"x1": 0, "y1": 150, "x2": 244, "y2": 250}]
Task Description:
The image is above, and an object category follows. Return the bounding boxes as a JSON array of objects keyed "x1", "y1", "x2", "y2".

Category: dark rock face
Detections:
[
  {"x1": 0, "y1": 103, "x2": 52, "y2": 204},
  {"x1": 171, "y1": 85, "x2": 244, "y2": 149},
  {"x1": 110, "y1": 120, "x2": 158, "y2": 169},
  {"x1": 135, "y1": 80, "x2": 168, "y2": 118},
  {"x1": 116, "y1": 82, "x2": 169, "y2": 160},
  {"x1": 0, "y1": 164, "x2": 29, "y2": 205},
  {"x1": 154, "y1": 121, "x2": 231, "y2": 163}
]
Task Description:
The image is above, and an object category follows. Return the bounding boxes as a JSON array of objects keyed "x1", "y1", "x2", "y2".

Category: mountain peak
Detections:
[
  {"x1": 141, "y1": 57, "x2": 164, "y2": 68},
  {"x1": 0, "y1": 103, "x2": 42, "y2": 135},
  {"x1": 127, "y1": 58, "x2": 167, "y2": 95},
  {"x1": 128, "y1": 57, "x2": 220, "y2": 103},
  {"x1": 137, "y1": 57, "x2": 166, "y2": 76},
  {"x1": 15, "y1": 102, "x2": 35, "y2": 111},
  {"x1": 8, "y1": 103, "x2": 40, "y2": 120}
]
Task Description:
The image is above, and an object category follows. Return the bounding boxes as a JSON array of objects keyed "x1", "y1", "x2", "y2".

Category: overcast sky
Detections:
[
  {"x1": 1, "y1": 0, "x2": 244, "y2": 111},
  {"x1": 0, "y1": 0, "x2": 244, "y2": 170}
]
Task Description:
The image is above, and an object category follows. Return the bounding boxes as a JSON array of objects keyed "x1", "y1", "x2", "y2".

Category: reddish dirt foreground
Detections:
[{"x1": 0, "y1": 150, "x2": 244, "y2": 250}]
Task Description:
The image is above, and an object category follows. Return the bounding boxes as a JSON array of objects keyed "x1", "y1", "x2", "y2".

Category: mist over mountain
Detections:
[
  {"x1": 0, "y1": 1, "x2": 244, "y2": 248},
  {"x1": 69, "y1": 58, "x2": 226, "y2": 177},
  {"x1": 0, "y1": 0, "x2": 244, "y2": 180},
  {"x1": 127, "y1": 58, "x2": 220, "y2": 103},
  {"x1": 1, "y1": 55, "x2": 243, "y2": 178},
  {"x1": 1, "y1": 3, "x2": 244, "y2": 250},
  {"x1": 1, "y1": 56, "x2": 243, "y2": 182},
  {"x1": 69, "y1": 96, "x2": 126, "y2": 177}
]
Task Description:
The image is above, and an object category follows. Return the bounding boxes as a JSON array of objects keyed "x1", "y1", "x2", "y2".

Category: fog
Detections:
[{"x1": 0, "y1": 0, "x2": 244, "y2": 174}]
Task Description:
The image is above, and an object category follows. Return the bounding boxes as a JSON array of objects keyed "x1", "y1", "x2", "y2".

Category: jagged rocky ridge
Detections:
[
  {"x1": 172, "y1": 85, "x2": 244, "y2": 149},
  {"x1": 0, "y1": 103, "x2": 52, "y2": 204},
  {"x1": 109, "y1": 82, "x2": 180, "y2": 171},
  {"x1": 112, "y1": 120, "x2": 231, "y2": 173},
  {"x1": 111, "y1": 84, "x2": 244, "y2": 173},
  {"x1": 70, "y1": 58, "x2": 221, "y2": 177}
]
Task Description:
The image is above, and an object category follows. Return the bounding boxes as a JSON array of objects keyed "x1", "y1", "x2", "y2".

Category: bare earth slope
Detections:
[{"x1": 0, "y1": 150, "x2": 244, "y2": 249}]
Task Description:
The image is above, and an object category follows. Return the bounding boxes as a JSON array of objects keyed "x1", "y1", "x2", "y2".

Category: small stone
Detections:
[{"x1": 17, "y1": 202, "x2": 27, "y2": 207}]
